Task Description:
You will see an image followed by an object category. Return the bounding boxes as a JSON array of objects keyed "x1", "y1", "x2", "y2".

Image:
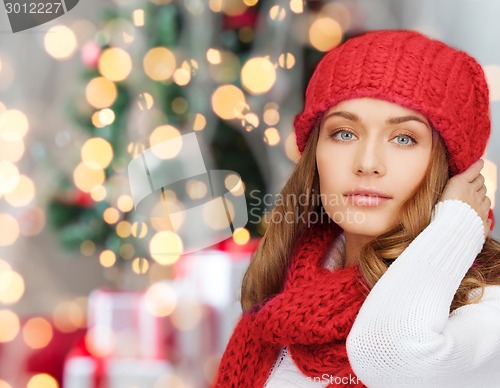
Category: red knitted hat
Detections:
[{"x1": 294, "y1": 29, "x2": 494, "y2": 229}]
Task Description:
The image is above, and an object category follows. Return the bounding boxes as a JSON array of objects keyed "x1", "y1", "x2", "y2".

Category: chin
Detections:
[{"x1": 335, "y1": 217, "x2": 395, "y2": 238}]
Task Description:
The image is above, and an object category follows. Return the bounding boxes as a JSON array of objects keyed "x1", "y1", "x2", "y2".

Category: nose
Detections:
[{"x1": 353, "y1": 139, "x2": 386, "y2": 176}]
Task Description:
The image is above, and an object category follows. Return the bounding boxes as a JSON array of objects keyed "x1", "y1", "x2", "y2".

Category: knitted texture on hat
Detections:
[
  {"x1": 294, "y1": 29, "x2": 494, "y2": 228},
  {"x1": 213, "y1": 222, "x2": 368, "y2": 388}
]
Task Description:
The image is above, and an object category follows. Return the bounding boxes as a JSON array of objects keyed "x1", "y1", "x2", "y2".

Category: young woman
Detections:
[{"x1": 214, "y1": 30, "x2": 500, "y2": 387}]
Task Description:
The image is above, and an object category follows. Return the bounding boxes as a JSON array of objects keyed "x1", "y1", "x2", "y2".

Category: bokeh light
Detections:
[
  {"x1": 209, "y1": 0, "x2": 247, "y2": 15},
  {"x1": 144, "y1": 282, "x2": 177, "y2": 317},
  {"x1": 309, "y1": 17, "x2": 343, "y2": 52},
  {"x1": 80, "y1": 240, "x2": 96, "y2": 256},
  {"x1": 131, "y1": 222, "x2": 148, "y2": 238},
  {"x1": 211, "y1": 85, "x2": 247, "y2": 119},
  {"x1": 91, "y1": 112, "x2": 105, "y2": 128},
  {"x1": 243, "y1": 112, "x2": 259, "y2": 128},
  {"x1": 99, "y1": 250, "x2": 116, "y2": 268},
  {"x1": 238, "y1": 27, "x2": 253, "y2": 43},
  {"x1": 270, "y1": 5, "x2": 286, "y2": 21},
  {"x1": 0, "y1": 270, "x2": 25, "y2": 304},
  {"x1": 23, "y1": 317, "x2": 53, "y2": 349},
  {"x1": 85, "y1": 326, "x2": 115, "y2": 357},
  {"x1": 206, "y1": 48, "x2": 221, "y2": 65},
  {"x1": 0, "y1": 310, "x2": 20, "y2": 342},
  {"x1": 186, "y1": 179, "x2": 208, "y2": 200},
  {"x1": 150, "y1": 199, "x2": 185, "y2": 231},
  {"x1": 117, "y1": 195, "x2": 134, "y2": 212},
  {"x1": 81, "y1": 137, "x2": 114, "y2": 169},
  {"x1": 224, "y1": 173, "x2": 244, "y2": 196},
  {"x1": 320, "y1": 2, "x2": 351, "y2": 31},
  {"x1": 18, "y1": 206, "x2": 46, "y2": 237},
  {"x1": 116, "y1": 221, "x2": 132, "y2": 238},
  {"x1": 27, "y1": 374, "x2": 58, "y2": 388},
  {"x1": 285, "y1": 132, "x2": 300, "y2": 162},
  {"x1": 173, "y1": 68, "x2": 191, "y2": 86},
  {"x1": 290, "y1": 0, "x2": 304, "y2": 13},
  {"x1": 149, "y1": 125, "x2": 182, "y2": 159},
  {"x1": 53, "y1": 301, "x2": 85, "y2": 333},
  {"x1": 85, "y1": 77, "x2": 118, "y2": 109},
  {"x1": 202, "y1": 199, "x2": 234, "y2": 230},
  {"x1": 131, "y1": 257, "x2": 149, "y2": 274},
  {"x1": 138, "y1": 92, "x2": 154, "y2": 110},
  {"x1": 71, "y1": 20, "x2": 97, "y2": 46},
  {"x1": 0, "y1": 109, "x2": 29, "y2": 141},
  {"x1": 143, "y1": 47, "x2": 177, "y2": 81},
  {"x1": 149, "y1": 231, "x2": 183, "y2": 265},
  {"x1": 0, "y1": 260, "x2": 11, "y2": 272},
  {"x1": 73, "y1": 162, "x2": 106, "y2": 193},
  {"x1": 0, "y1": 380, "x2": 12, "y2": 388},
  {"x1": 263, "y1": 106, "x2": 280, "y2": 126},
  {"x1": 133, "y1": 9, "x2": 145, "y2": 26},
  {"x1": 264, "y1": 127, "x2": 280, "y2": 146},
  {"x1": 99, "y1": 48, "x2": 133, "y2": 81},
  {"x1": 0, "y1": 214, "x2": 19, "y2": 247},
  {"x1": 0, "y1": 161, "x2": 20, "y2": 194},
  {"x1": 4, "y1": 175, "x2": 35, "y2": 207},
  {"x1": 44, "y1": 25, "x2": 77, "y2": 60},
  {"x1": 232, "y1": 227, "x2": 250, "y2": 245},
  {"x1": 171, "y1": 97, "x2": 188, "y2": 114},
  {"x1": 241, "y1": 57, "x2": 276, "y2": 94},
  {"x1": 0, "y1": 137, "x2": 24, "y2": 163},
  {"x1": 153, "y1": 374, "x2": 188, "y2": 388},
  {"x1": 278, "y1": 52, "x2": 295, "y2": 69},
  {"x1": 119, "y1": 243, "x2": 135, "y2": 260},
  {"x1": 103, "y1": 207, "x2": 120, "y2": 224},
  {"x1": 193, "y1": 113, "x2": 206, "y2": 131},
  {"x1": 98, "y1": 108, "x2": 116, "y2": 126}
]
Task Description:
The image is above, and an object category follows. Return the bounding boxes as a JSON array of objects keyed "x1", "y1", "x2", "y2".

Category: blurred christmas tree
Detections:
[
  {"x1": 46, "y1": 0, "x2": 356, "y2": 273},
  {"x1": 47, "y1": 0, "x2": 269, "y2": 270}
]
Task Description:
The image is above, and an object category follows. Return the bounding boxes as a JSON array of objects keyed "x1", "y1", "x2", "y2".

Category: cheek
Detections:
[
  {"x1": 316, "y1": 148, "x2": 349, "y2": 192},
  {"x1": 317, "y1": 165, "x2": 344, "y2": 200},
  {"x1": 391, "y1": 155, "x2": 430, "y2": 196}
]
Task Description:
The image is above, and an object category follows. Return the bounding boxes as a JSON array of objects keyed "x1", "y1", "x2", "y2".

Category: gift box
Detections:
[
  {"x1": 63, "y1": 289, "x2": 176, "y2": 388},
  {"x1": 171, "y1": 248, "x2": 252, "y2": 386},
  {"x1": 86, "y1": 289, "x2": 168, "y2": 359},
  {"x1": 63, "y1": 357, "x2": 175, "y2": 388}
]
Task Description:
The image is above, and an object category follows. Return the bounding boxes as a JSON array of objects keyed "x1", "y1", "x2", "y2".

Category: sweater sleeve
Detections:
[{"x1": 346, "y1": 199, "x2": 500, "y2": 388}]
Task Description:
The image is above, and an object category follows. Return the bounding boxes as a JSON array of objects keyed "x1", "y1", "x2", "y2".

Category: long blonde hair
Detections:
[{"x1": 241, "y1": 125, "x2": 500, "y2": 313}]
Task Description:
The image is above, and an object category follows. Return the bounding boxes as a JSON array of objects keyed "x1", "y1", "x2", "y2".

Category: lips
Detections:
[
  {"x1": 343, "y1": 188, "x2": 392, "y2": 207},
  {"x1": 343, "y1": 188, "x2": 392, "y2": 198}
]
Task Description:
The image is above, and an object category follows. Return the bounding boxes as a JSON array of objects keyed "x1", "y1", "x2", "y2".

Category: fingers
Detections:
[
  {"x1": 462, "y1": 159, "x2": 484, "y2": 183},
  {"x1": 471, "y1": 174, "x2": 485, "y2": 191},
  {"x1": 478, "y1": 184, "x2": 487, "y2": 197}
]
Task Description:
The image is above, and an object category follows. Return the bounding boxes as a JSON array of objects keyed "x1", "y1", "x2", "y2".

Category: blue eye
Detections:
[
  {"x1": 329, "y1": 129, "x2": 418, "y2": 147},
  {"x1": 331, "y1": 129, "x2": 357, "y2": 141},
  {"x1": 393, "y1": 134, "x2": 416, "y2": 146}
]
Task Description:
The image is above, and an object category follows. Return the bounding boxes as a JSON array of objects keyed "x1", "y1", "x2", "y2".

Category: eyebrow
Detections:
[{"x1": 323, "y1": 111, "x2": 430, "y2": 128}]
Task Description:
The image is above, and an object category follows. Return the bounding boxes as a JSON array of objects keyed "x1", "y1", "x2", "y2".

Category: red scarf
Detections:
[{"x1": 214, "y1": 222, "x2": 369, "y2": 387}]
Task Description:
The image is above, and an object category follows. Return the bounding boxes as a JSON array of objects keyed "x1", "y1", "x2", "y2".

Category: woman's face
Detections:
[{"x1": 316, "y1": 98, "x2": 433, "y2": 238}]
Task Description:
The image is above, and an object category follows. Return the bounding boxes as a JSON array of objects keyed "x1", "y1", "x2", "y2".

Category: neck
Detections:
[{"x1": 343, "y1": 232, "x2": 373, "y2": 267}]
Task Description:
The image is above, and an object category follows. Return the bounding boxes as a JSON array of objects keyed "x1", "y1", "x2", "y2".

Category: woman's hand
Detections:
[{"x1": 440, "y1": 159, "x2": 492, "y2": 238}]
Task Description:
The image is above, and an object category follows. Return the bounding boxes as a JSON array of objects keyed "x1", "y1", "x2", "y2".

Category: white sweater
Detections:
[{"x1": 265, "y1": 200, "x2": 500, "y2": 387}]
